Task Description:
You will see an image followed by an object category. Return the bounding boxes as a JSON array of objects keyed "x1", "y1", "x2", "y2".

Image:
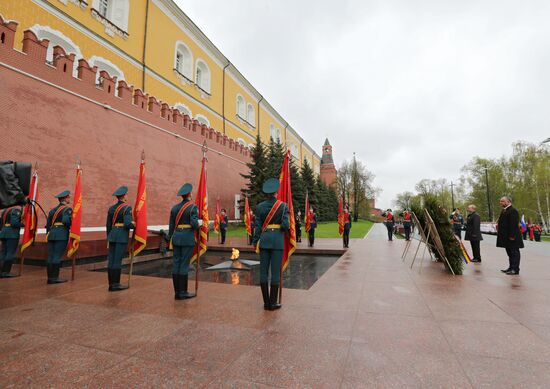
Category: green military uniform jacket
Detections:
[
  {"x1": 220, "y1": 215, "x2": 228, "y2": 231},
  {"x1": 168, "y1": 200, "x2": 199, "y2": 247},
  {"x1": 46, "y1": 204, "x2": 72, "y2": 241},
  {"x1": 252, "y1": 197, "x2": 290, "y2": 249},
  {"x1": 106, "y1": 201, "x2": 133, "y2": 243},
  {"x1": 0, "y1": 207, "x2": 22, "y2": 239}
]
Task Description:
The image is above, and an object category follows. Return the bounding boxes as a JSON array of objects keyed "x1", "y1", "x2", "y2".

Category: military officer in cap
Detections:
[
  {"x1": 383, "y1": 209, "x2": 395, "y2": 241},
  {"x1": 220, "y1": 208, "x2": 228, "y2": 244},
  {"x1": 45, "y1": 190, "x2": 72, "y2": 284},
  {"x1": 106, "y1": 186, "x2": 134, "y2": 291},
  {"x1": 307, "y1": 207, "x2": 318, "y2": 247},
  {"x1": 168, "y1": 183, "x2": 201, "y2": 300},
  {"x1": 0, "y1": 205, "x2": 23, "y2": 278},
  {"x1": 252, "y1": 178, "x2": 290, "y2": 311}
]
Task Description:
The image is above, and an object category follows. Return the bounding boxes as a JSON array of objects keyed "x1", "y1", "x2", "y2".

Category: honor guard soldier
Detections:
[
  {"x1": 45, "y1": 190, "x2": 72, "y2": 284},
  {"x1": 383, "y1": 209, "x2": 394, "y2": 241},
  {"x1": 220, "y1": 208, "x2": 228, "y2": 244},
  {"x1": 295, "y1": 210, "x2": 302, "y2": 243},
  {"x1": 168, "y1": 183, "x2": 201, "y2": 300},
  {"x1": 106, "y1": 186, "x2": 134, "y2": 291},
  {"x1": 0, "y1": 205, "x2": 23, "y2": 278},
  {"x1": 252, "y1": 178, "x2": 289, "y2": 311},
  {"x1": 402, "y1": 209, "x2": 412, "y2": 241},
  {"x1": 342, "y1": 207, "x2": 352, "y2": 248},
  {"x1": 308, "y1": 207, "x2": 318, "y2": 247}
]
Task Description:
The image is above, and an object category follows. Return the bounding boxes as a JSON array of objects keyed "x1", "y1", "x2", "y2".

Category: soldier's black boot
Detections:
[
  {"x1": 178, "y1": 274, "x2": 196, "y2": 299},
  {"x1": 110, "y1": 269, "x2": 128, "y2": 291},
  {"x1": 49, "y1": 264, "x2": 67, "y2": 284},
  {"x1": 108, "y1": 269, "x2": 115, "y2": 291},
  {"x1": 172, "y1": 274, "x2": 181, "y2": 300},
  {"x1": 1, "y1": 261, "x2": 18, "y2": 278},
  {"x1": 268, "y1": 284, "x2": 282, "y2": 311},
  {"x1": 260, "y1": 282, "x2": 270, "y2": 310},
  {"x1": 46, "y1": 263, "x2": 55, "y2": 284}
]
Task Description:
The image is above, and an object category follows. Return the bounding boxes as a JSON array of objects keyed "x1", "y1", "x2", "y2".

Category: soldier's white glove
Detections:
[{"x1": 198, "y1": 219, "x2": 204, "y2": 227}]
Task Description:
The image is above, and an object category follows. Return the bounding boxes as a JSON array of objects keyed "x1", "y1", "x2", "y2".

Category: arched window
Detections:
[
  {"x1": 30, "y1": 25, "x2": 82, "y2": 76},
  {"x1": 92, "y1": 0, "x2": 130, "y2": 31},
  {"x1": 88, "y1": 55, "x2": 125, "y2": 94},
  {"x1": 195, "y1": 59, "x2": 211, "y2": 94},
  {"x1": 247, "y1": 104, "x2": 255, "y2": 126},
  {"x1": 174, "y1": 41, "x2": 192, "y2": 79},
  {"x1": 174, "y1": 103, "x2": 192, "y2": 118},
  {"x1": 236, "y1": 95, "x2": 245, "y2": 118},
  {"x1": 290, "y1": 143, "x2": 299, "y2": 158},
  {"x1": 269, "y1": 124, "x2": 280, "y2": 142},
  {"x1": 195, "y1": 114, "x2": 210, "y2": 127}
]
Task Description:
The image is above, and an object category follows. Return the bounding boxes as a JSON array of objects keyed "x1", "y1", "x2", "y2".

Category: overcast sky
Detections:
[{"x1": 178, "y1": 0, "x2": 549, "y2": 208}]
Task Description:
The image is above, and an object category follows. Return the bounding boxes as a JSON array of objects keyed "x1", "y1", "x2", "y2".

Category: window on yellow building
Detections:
[
  {"x1": 247, "y1": 104, "x2": 255, "y2": 126},
  {"x1": 196, "y1": 115, "x2": 210, "y2": 127},
  {"x1": 175, "y1": 103, "x2": 192, "y2": 118},
  {"x1": 30, "y1": 25, "x2": 82, "y2": 77},
  {"x1": 236, "y1": 95, "x2": 245, "y2": 118},
  {"x1": 92, "y1": 0, "x2": 129, "y2": 32},
  {"x1": 174, "y1": 41, "x2": 193, "y2": 80},
  {"x1": 270, "y1": 124, "x2": 281, "y2": 143},
  {"x1": 195, "y1": 59, "x2": 211, "y2": 94}
]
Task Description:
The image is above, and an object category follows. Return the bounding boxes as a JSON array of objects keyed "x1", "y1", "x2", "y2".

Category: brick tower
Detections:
[{"x1": 320, "y1": 138, "x2": 337, "y2": 187}]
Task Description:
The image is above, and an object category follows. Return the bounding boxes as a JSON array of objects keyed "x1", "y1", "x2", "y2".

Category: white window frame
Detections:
[
  {"x1": 246, "y1": 103, "x2": 255, "y2": 126},
  {"x1": 195, "y1": 114, "x2": 210, "y2": 127},
  {"x1": 173, "y1": 41, "x2": 193, "y2": 80},
  {"x1": 236, "y1": 95, "x2": 245, "y2": 119},
  {"x1": 174, "y1": 103, "x2": 192, "y2": 118},
  {"x1": 88, "y1": 55, "x2": 125, "y2": 95},
  {"x1": 195, "y1": 59, "x2": 211, "y2": 94}
]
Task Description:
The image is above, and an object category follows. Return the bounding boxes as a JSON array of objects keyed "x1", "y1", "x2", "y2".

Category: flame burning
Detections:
[{"x1": 230, "y1": 248, "x2": 240, "y2": 260}]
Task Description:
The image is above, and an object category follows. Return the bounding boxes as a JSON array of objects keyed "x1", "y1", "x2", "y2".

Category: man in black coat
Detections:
[
  {"x1": 464, "y1": 204, "x2": 482, "y2": 262},
  {"x1": 496, "y1": 196, "x2": 524, "y2": 275}
]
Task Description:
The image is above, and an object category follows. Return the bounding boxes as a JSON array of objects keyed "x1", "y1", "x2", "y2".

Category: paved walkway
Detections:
[{"x1": 1, "y1": 224, "x2": 550, "y2": 388}]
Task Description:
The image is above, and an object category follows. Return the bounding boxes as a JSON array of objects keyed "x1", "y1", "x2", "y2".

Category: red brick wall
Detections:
[{"x1": 0, "y1": 18, "x2": 249, "y2": 226}]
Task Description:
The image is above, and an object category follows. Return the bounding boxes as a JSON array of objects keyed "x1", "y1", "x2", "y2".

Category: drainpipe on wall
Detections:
[
  {"x1": 284, "y1": 123, "x2": 289, "y2": 151},
  {"x1": 141, "y1": 0, "x2": 150, "y2": 91},
  {"x1": 222, "y1": 61, "x2": 230, "y2": 135}
]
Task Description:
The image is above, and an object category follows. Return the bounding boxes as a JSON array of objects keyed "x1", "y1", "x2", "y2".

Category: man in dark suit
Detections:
[
  {"x1": 464, "y1": 204, "x2": 482, "y2": 262},
  {"x1": 497, "y1": 196, "x2": 524, "y2": 275}
]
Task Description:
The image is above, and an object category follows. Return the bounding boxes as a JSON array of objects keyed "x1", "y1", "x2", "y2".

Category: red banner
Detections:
[
  {"x1": 213, "y1": 198, "x2": 220, "y2": 233},
  {"x1": 244, "y1": 196, "x2": 252, "y2": 236},
  {"x1": 21, "y1": 171, "x2": 39, "y2": 254},
  {"x1": 338, "y1": 196, "x2": 344, "y2": 237},
  {"x1": 277, "y1": 151, "x2": 296, "y2": 271},
  {"x1": 304, "y1": 191, "x2": 311, "y2": 233},
  {"x1": 132, "y1": 159, "x2": 147, "y2": 256},
  {"x1": 67, "y1": 167, "x2": 82, "y2": 257},
  {"x1": 191, "y1": 156, "x2": 208, "y2": 263}
]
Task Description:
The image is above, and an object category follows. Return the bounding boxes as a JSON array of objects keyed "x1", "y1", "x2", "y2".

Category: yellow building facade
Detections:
[{"x1": 1, "y1": 0, "x2": 320, "y2": 172}]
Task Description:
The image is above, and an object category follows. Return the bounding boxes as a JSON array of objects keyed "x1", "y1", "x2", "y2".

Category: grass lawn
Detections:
[
  {"x1": 541, "y1": 235, "x2": 550, "y2": 242},
  {"x1": 220, "y1": 220, "x2": 374, "y2": 239}
]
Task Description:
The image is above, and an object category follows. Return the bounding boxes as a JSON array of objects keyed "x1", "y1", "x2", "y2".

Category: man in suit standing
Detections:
[
  {"x1": 497, "y1": 196, "x2": 524, "y2": 275},
  {"x1": 464, "y1": 204, "x2": 482, "y2": 263}
]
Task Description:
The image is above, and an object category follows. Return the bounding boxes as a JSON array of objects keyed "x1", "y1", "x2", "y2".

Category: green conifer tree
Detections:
[{"x1": 240, "y1": 134, "x2": 267, "y2": 208}]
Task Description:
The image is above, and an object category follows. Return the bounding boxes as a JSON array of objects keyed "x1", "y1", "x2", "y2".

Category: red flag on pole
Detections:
[
  {"x1": 213, "y1": 198, "x2": 221, "y2": 234},
  {"x1": 304, "y1": 191, "x2": 311, "y2": 233},
  {"x1": 67, "y1": 166, "x2": 82, "y2": 257},
  {"x1": 21, "y1": 170, "x2": 39, "y2": 254},
  {"x1": 191, "y1": 151, "x2": 208, "y2": 263},
  {"x1": 244, "y1": 196, "x2": 252, "y2": 236},
  {"x1": 338, "y1": 196, "x2": 344, "y2": 237},
  {"x1": 132, "y1": 154, "x2": 147, "y2": 256},
  {"x1": 277, "y1": 150, "x2": 296, "y2": 271}
]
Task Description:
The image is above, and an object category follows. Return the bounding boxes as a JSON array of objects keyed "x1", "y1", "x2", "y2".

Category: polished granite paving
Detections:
[{"x1": 1, "y1": 224, "x2": 550, "y2": 388}]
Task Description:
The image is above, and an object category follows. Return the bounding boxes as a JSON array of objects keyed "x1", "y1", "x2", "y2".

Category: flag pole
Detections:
[
  {"x1": 195, "y1": 141, "x2": 208, "y2": 295},
  {"x1": 70, "y1": 158, "x2": 81, "y2": 281},
  {"x1": 128, "y1": 150, "x2": 145, "y2": 287}
]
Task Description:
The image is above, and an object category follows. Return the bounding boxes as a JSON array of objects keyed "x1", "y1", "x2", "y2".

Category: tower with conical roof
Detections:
[{"x1": 320, "y1": 138, "x2": 337, "y2": 187}]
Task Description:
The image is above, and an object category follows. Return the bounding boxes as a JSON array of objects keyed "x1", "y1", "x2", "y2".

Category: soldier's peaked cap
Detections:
[
  {"x1": 54, "y1": 190, "x2": 70, "y2": 198},
  {"x1": 177, "y1": 183, "x2": 193, "y2": 196},
  {"x1": 262, "y1": 178, "x2": 280, "y2": 194},
  {"x1": 112, "y1": 186, "x2": 128, "y2": 196}
]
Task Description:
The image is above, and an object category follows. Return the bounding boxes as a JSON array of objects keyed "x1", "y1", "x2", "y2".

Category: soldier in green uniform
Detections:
[
  {"x1": 45, "y1": 190, "x2": 72, "y2": 284},
  {"x1": 106, "y1": 186, "x2": 134, "y2": 291},
  {"x1": 0, "y1": 205, "x2": 23, "y2": 278},
  {"x1": 252, "y1": 178, "x2": 290, "y2": 311},
  {"x1": 168, "y1": 183, "x2": 201, "y2": 300},
  {"x1": 307, "y1": 207, "x2": 317, "y2": 247}
]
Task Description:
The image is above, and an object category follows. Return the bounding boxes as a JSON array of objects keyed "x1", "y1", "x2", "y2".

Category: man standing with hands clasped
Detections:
[
  {"x1": 465, "y1": 204, "x2": 482, "y2": 263},
  {"x1": 497, "y1": 196, "x2": 524, "y2": 275}
]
